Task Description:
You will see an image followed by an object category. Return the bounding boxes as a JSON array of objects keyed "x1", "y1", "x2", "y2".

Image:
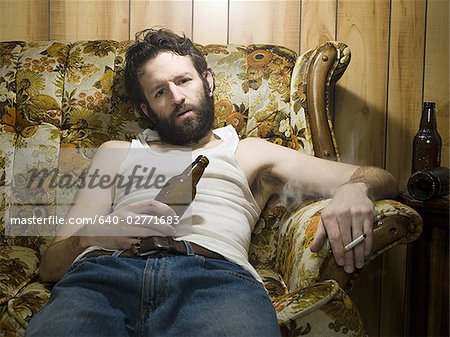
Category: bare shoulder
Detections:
[
  {"x1": 236, "y1": 137, "x2": 277, "y2": 155},
  {"x1": 235, "y1": 137, "x2": 289, "y2": 189},
  {"x1": 237, "y1": 136, "x2": 308, "y2": 166},
  {"x1": 236, "y1": 137, "x2": 273, "y2": 167},
  {"x1": 90, "y1": 140, "x2": 132, "y2": 174},
  {"x1": 238, "y1": 136, "x2": 270, "y2": 147},
  {"x1": 98, "y1": 140, "x2": 131, "y2": 149},
  {"x1": 237, "y1": 136, "x2": 359, "y2": 196},
  {"x1": 96, "y1": 140, "x2": 131, "y2": 161}
]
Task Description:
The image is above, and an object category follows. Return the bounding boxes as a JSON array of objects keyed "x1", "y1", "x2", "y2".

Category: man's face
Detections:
[{"x1": 138, "y1": 52, "x2": 214, "y2": 145}]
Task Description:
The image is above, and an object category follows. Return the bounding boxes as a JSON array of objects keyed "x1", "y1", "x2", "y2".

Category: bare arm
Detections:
[
  {"x1": 39, "y1": 141, "x2": 127, "y2": 282},
  {"x1": 237, "y1": 138, "x2": 399, "y2": 273},
  {"x1": 39, "y1": 201, "x2": 176, "y2": 282},
  {"x1": 39, "y1": 236, "x2": 85, "y2": 283},
  {"x1": 309, "y1": 166, "x2": 398, "y2": 273},
  {"x1": 340, "y1": 165, "x2": 399, "y2": 201},
  {"x1": 39, "y1": 141, "x2": 176, "y2": 282}
]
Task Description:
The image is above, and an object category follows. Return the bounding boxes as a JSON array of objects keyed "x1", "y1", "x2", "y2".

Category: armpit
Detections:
[{"x1": 250, "y1": 169, "x2": 284, "y2": 210}]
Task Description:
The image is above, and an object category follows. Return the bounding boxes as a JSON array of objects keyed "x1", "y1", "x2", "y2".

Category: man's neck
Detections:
[
  {"x1": 183, "y1": 130, "x2": 218, "y2": 150},
  {"x1": 150, "y1": 130, "x2": 220, "y2": 151}
]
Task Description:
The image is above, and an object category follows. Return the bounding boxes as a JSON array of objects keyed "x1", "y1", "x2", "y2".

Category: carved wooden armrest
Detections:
[
  {"x1": 291, "y1": 41, "x2": 351, "y2": 160},
  {"x1": 275, "y1": 199, "x2": 422, "y2": 293},
  {"x1": 318, "y1": 200, "x2": 423, "y2": 291}
]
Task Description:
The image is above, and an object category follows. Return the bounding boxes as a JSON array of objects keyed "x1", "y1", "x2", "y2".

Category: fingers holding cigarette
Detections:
[{"x1": 344, "y1": 234, "x2": 367, "y2": 252}]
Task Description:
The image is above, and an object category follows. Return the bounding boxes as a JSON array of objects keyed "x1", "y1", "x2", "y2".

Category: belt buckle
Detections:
[
  {"x1": 131, "y1": 239, "x2": 145, "y2": 256},
  {"x1": 131, "y1": 237, "x2": 171, "y2": 257},
  {"x1": 153, "y1": 236, "x2": 171, "y2": 251}
]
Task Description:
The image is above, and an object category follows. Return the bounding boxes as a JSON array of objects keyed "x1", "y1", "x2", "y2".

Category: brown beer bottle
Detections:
[
  {"x1": 154, "y1": 155, "x2": 209, "y2": 216},
  {"x1": 412, "y1": 102, "x2": 442, "y2": 173},
  {"x1": 408, "y1": 166, "x2": 450, "y2": 201}
]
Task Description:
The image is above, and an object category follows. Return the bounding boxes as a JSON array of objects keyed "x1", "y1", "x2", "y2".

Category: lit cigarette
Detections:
[{"x1": 344, "y1": 234, "x2": 367, "y2": 252}]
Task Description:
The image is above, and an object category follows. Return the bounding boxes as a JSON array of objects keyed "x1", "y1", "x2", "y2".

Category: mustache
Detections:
[{"x1": 172, "y1": 104, "x2": 195, "y2": 116}]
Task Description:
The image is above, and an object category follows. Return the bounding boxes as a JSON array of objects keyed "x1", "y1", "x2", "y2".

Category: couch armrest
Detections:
[
  {"x1": 275, "y1": 199, "x2": 331, "y2": 292},
  {"x1": 318, "y1": 200, "x2": 423, "y2": 290},
  {"x1": 275, "y1": 199, "x2": 423, "y2": 292},
  {"x1": 275, "y1": 280, "x2": 365, "y2": 337},
  {"x1": 291, "y1": 42, "x2": 351, "y2": 160}
]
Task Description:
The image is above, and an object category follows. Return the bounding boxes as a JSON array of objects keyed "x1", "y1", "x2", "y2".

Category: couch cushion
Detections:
[
  {"x1": 0, "y1": 282, "x2": 51, "y2": 336},
  {"x1": 0, "y1": 246, "x2": 40, "y2": 305},
  {"x1": 276, "y1": 199, "x2": 331, "y2": 291},
  {"x1": 202, "y1": 44, "x2": 305, "y2": 151},
  {"x1": 256, "y1": 267, "x2": 289, "y2": 300},
  {"x1": 2, "y1": 122, "x2": 60, "y2": 249}
]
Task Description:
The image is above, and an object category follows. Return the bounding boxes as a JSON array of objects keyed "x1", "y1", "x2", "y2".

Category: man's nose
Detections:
[{"x1": 168, "y1": 83, "x2": 185, "y2": 105}]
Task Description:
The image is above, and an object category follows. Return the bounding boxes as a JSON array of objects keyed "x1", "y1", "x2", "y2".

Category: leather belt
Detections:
[{"x1": 84, "y1": 236, "x2": 226, "y2": 261}]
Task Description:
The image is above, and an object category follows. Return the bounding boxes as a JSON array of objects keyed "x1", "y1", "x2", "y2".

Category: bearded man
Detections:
[{"x1": 25, "y1": 28, "x2": 398, "y2": 337}]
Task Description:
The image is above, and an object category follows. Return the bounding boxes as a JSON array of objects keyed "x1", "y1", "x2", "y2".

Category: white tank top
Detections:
[{"x1": 113, "y1": 125, "x2": 262, "y2": 282}]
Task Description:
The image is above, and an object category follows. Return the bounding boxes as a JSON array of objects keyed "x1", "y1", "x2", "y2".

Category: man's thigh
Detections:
[
  {"x1": 25, "y1": 257, "x2": 144, "y2": 337},
  {"x1": 146, "y1": 256, "x2": 281, "y2": 337}
]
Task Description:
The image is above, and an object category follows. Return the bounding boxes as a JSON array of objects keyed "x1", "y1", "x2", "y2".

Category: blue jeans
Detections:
[{"x1": 25, "y1": 251, "x2": 280, "y2": 337}]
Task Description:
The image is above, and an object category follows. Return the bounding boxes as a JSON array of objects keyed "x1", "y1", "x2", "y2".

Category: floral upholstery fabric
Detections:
[
  {"x1": 252, "y1": 199, "x2": 422, "y2": 298},
  {"x1": 0, "y1": 282, "x2": 50, "y2": 337},
  {"x1": 275, "y1": 280, "x2": 364, "y2": 337},
  {"x1": 0, "y1": 247, "x2": 39, "y2": 305},
  {"x1": 0, "y1": 40, "x2": 422, "y2": 337}
]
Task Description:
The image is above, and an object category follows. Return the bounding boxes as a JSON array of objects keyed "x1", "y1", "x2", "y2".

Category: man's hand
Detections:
[
  {"x1": 75, "y1": 201, "x2": 178, "y2": 250},
  {"x1": 40, "y1": 201, "x2": 178, "y2": 283},
  {"x1": 310, "y1": 182, "x2": 375, "y2": 273}
]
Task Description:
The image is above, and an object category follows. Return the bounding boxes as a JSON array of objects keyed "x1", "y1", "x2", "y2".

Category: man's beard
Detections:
[{"x1": 150, "y1": 81, "x2": 215, "y2": 145}]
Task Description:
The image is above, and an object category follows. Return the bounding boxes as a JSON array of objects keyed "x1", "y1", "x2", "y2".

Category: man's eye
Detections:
[
  {"x1": 179, "y1": 78, "x2": 191, "y2": 85},
  {"x1": 155, "y1": 89, "x2": 165, "y2": 97}
]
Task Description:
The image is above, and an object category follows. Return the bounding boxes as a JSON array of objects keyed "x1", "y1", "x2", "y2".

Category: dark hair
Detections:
[{"x1": 124, "y1": 28, "x2": 208, "y2": 108}]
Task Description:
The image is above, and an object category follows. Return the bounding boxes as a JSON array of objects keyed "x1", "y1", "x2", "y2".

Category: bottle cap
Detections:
[
  {"x1": 423, "y1": 101, "x2": 436, "y2": 109},
  {"x1": 195, "y1": 155, "x2": 209, "y2": 166}
]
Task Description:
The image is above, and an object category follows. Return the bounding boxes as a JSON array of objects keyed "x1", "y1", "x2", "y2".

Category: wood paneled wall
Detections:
[
  {"x1": 1, "y1": 1, "x2": 448, "y2": 336},
  {"x1": 2, "y1": 0, "x2": 446, "y2": 183}
]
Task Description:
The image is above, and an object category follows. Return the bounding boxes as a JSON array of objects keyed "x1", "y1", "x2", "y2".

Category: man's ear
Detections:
[
  {"x1": 140, "y1": 103, "x2": 149, "y2": 117},
  {"x1": 203, "y1": 70, "x2": 214, "y2": 97},
  {"x1": 139, "y1": 103, "x2": 156, "y2": 128},
  {"x1": 141, "y1": 102, "x2": 155, "y2": 124}
]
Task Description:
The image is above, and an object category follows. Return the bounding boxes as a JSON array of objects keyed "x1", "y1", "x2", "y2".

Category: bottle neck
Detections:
[
  {"x1": 419, "y1": 104, "x2": 437, "y2": 130},
  {"x1": 180, "y1": 161, "x2": 196, "y2": 176},
  {"x1": 191, "y1": 156, "x2": 208, "y2": 185},
  {"x1": 179, "y1": 155, "x2": 208, "y2": 184}
]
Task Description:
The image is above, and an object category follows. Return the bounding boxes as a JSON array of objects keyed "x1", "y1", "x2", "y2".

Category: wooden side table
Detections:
[{"x1": 399, "y1": 192, "x2": 449, "y2": 337}]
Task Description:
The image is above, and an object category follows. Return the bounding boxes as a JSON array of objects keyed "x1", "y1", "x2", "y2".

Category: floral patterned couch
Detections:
[{"x1": 0, "y1": 39, "x2": 422, "y2": 337}]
